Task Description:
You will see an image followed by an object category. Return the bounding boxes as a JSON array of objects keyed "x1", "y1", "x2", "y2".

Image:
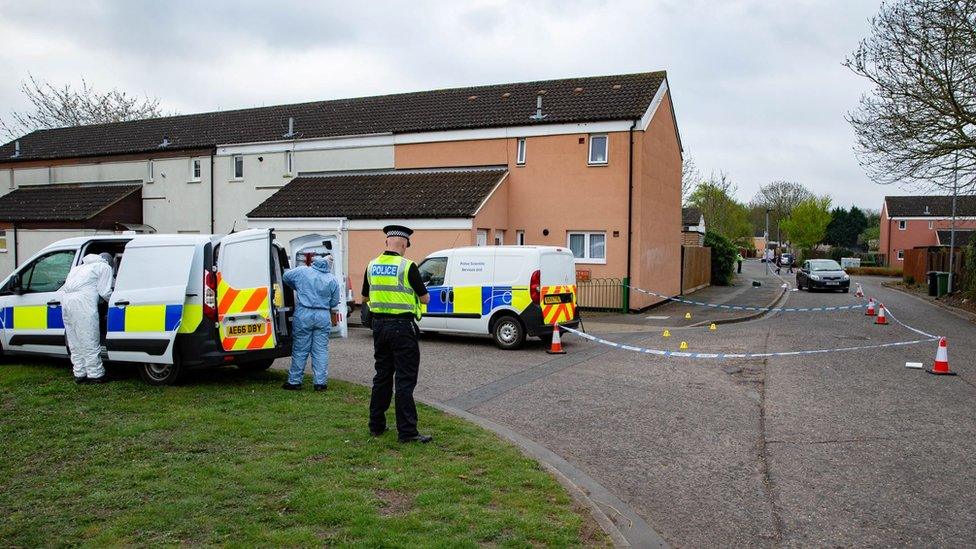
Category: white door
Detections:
[
  {"x1": 476, "y1": 230, "x2": 488, "y2": 247},
  {"x1": 107, "y1": 239, "x2": 195, "y2": 364},
  {"x1": 216, "y1": 229, "x2": 278, "y2": 352},
  {"x1": 0, "y1": 249, "x2": 77, "y2": 356},
  {"x1": 290, "y1": 233, "x2": 348, "y2": 338}
]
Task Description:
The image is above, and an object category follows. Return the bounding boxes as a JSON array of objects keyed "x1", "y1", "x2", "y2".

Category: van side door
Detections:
[
  {"x1": 0, "y1": 248, "x2": 77, "y2": 356},
  {"x1": 216, "y1": 229, "x2": 277, "y2": 352},
  {"x1": 106, "y1": 239, "x2": 196, "y2": 364},
  {"x1": 417, "y1": 254, "x2": 449, "y2": 331},
  {"x1": 442, "y1": 249, "x2": 495, "y2": 334}
]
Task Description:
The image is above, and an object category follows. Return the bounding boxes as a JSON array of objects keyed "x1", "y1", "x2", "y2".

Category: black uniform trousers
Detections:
[{"x1": 369, "y1": 318, "x2": 420, "y2": 438}]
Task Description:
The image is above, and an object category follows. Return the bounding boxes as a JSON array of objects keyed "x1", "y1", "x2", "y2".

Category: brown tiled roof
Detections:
[
  {"x1": 248, "y1": 169, "x2": 507, "y2": 219},
  {"x1": 681, "y1": 207, "x2": 702, "y2": 227},
  {"x1": 0, "y1": 72, "x2": 667, "y2": 163},
  {"x1": 0, "y1": 183, "x2": 141, "y2": 221},
  {"x1": 936, "y1": 230, "x2": 973, "y2": 247},
  {"x1": 885, "y1": 195, "x2": 976, "y2": 217}
]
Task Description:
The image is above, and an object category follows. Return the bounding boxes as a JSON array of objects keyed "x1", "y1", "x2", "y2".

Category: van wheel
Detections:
[
  {"x1": 492, "y1": 315, "x2": 525, "y2": 350},
  {"x1": 238, "y1": 358, "x2": 274, "y2": 373},
  {"x1": 139, "y1": 357, "x2": 184, "y2": 386}
]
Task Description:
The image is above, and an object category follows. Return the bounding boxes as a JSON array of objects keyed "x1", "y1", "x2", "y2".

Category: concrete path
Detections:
[{"x1": 286, "y1": 268, "x2": 976, "y2": 547}]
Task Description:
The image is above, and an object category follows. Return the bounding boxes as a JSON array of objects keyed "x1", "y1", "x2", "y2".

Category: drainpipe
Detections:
[
  {"x1": 625, "y1": 118, "x2": 637, "y2": 312},
  {"x1": 12, "y1": 222, "x2": 18, "y2": 268},
  {"x1": 209, "y1": 150, "x2": 216, "y2": 233}
]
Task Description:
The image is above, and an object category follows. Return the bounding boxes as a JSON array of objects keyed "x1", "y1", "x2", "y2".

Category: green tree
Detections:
[
  {"x1": 688, "y1": 173, "x2": 752, "y2": 243},
  {"x1": 704, "y1": 231, "x2": 738, "y2": 286},
  {"x1": 825, "y1": 207, "x2": 851, "y2": 247},
  {"x1": 780, "y1": 196, "x2": 832, "y2": 251}
]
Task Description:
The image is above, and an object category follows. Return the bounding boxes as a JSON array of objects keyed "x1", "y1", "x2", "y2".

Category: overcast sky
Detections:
[{"x1": 0, "y1": 0, "x2": 894, "y2": 210}]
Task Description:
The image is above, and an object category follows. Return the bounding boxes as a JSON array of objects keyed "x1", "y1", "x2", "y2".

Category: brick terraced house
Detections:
[
  {"x1": 0, "y1": 71, "x2": 683, "y2": 309},
  {"x1": 880, "y1": 195, "x2": 976, "y2": 266}
]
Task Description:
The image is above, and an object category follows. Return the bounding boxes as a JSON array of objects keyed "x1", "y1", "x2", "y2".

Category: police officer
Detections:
[{"x1": 362, "y1": 225, "x2": 432, "y2": 443}]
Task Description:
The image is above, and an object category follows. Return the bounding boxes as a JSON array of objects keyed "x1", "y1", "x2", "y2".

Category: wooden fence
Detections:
[
  {"x1": 903, "y1": 248, "x2": 969, "y2": 289},
  {"x1": 681, "y1": 245, "x2": 711, "y2": 293}
]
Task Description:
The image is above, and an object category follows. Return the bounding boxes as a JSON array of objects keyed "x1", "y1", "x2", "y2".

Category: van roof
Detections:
[
  {"x1": 39, "y1": 233, "x2": 221, "y2": 251},
  {"x1": 427, "y1": 245, "x2": 573, "y2": 256}
]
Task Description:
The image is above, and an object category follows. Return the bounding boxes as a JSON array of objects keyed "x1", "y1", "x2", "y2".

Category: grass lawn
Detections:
[{"x1": 0, "y1": 362, "x2": 606, "y2": 547}]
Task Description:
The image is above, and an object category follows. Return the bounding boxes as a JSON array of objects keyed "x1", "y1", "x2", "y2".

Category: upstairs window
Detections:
[
  {"x1": 233, "y1": 155, "x2": 244, "y2": 179},
  {"x1": 898, "y1": 220, "x2": 907, "y2": 230},
  {"x1": 0, "y1": 230, "x2": 6, "y2": 253},
  {"x1": 146, "y1": 159, "x2": 154, "y2": 183},
  {"x1": 588, "y1": 134, "x2": 608, "y2": 165},
  {"x1": 516, "y1": 230, "x2": 525, "y2": 245},
  {"x1": 516, "y1": 138, "x2": 526, "y2": 165},
  {"x1": 285, "y1": 151, "x2": 294, "y2": 176},
  {"x1": 190, "y1": 159, "x2": 202, "y2": 182}
]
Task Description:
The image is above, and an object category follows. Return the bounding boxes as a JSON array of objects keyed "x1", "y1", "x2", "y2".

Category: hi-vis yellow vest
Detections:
[{"x1": 367, "y1": 254, "x2": 421, "y2": 319}]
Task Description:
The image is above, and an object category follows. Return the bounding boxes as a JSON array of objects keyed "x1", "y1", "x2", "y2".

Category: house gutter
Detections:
[{"x1": 625, "y1": 118, "x2": 637, "y2": 311}]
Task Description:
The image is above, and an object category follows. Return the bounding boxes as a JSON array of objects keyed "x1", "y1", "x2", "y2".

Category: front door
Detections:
[
  {"x1": 216, "y1": 229, "x2": 277, "y2": 352},
  {"x1": 1, "y1": 249, "x2": 77, "y2": 356}
]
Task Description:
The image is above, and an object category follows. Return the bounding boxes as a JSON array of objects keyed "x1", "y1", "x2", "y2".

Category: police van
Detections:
[
  {"x1": 0, "y1": 229, "x2": 296, "y2": 385},
  {"x1": 416, "y1": 246, "x2": 579, "y2": 349}
]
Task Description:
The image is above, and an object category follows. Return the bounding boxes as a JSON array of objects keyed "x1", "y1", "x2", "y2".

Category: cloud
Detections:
[{"x1": 0, "y1": 0, "x2": 890, "y2": 208}]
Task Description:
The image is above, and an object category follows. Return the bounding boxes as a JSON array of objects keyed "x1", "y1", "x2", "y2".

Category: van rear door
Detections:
[
  {"x1": 216, "y1": 229, "x2": 277, "y2": 352},
  {"x1": 107, "y1": 238, "x2": 196, "y2": 364},
  {"x1": 539, "y1": 249, "x2": 577, "y2": 325}
]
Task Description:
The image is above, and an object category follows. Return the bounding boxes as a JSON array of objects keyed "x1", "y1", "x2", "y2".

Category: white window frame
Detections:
[
  {"x1": 516, "y1": 138, "x2": 526, "y2": 165},
  {"x1": 494, "y1": 230, "x2": 505, "y2": 245},
  {"x1": 896, "y1": 249, "x2": 904, "y2": 260},
  {"x1": 516, "y1": 230, "x2": 525, "y2": 246},
  {"x1": 928, "y1": 220, "x2": 934, "y2": 230},
  {"x1": 190, "y1": 158, "x2": 202, "y2": 182},
  {"x1": 476, "y1": 230, "x2": 488, "y2": 247},
  {"x1": 567, "y1": 231, "x2": 607, "y2": 264},
  {"x1": 588, "y1": 134, "x2": 608, "y2": 165},
  {"x1": 0, "y1": 229, "x2": 7, "y2": 253},
  {"x1": 285, "y1": 151, "x2": 294, "y2": 176},
  {"x1": 146, "y1": 159, "x2": 155, "y2": 183},
  {"x1": 232, "y1": 155, "x2": 244, "y2": 180},
  {"x1": 898, "y1": 220, "x2": 907, "y2": 230}
]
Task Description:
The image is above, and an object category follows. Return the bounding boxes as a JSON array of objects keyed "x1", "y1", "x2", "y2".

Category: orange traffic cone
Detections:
[
  {"x1": 865, "y1": 298, "x2": 876, "y2": 316},
  {"x1": 875, "y1": 303, "x2": 888, "y2": 325},
  {"x1": 546, "y1": 323, "x2": 566, "y2": 355},
  {"x1": 927, "y1": 337, "x2": 956, "y2": 376}
]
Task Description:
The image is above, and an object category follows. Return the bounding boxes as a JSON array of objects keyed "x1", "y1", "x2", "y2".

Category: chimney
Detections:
[
  {"x1": 530, "y1": 94, "x2": 547, "y2": 121},
  {"x1": 283, "y1": 117, "x2": 296, "y2": 138},
  {"x1": 11, "y1": 140, "x2": 20, "y2": 158},
  {"x1": 158, "y1": 136, "x2": 170, "y2": 148}
]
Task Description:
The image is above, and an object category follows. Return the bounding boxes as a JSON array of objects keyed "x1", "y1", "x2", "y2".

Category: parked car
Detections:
[
  {"x1": 415, "y1": 246, "x2": 580, "y2": 349},
  {"x1": 796, "y1": 259, "x2": 851, "y2": 292},
  {"x1": 0, "y1": 229, "x2": 296, "y2": 385}
]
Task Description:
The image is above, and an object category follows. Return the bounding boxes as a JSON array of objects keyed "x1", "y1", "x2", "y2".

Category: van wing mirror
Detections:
[
  {"x1": 322, "y1": 240, "x2": 333, "y2": 250},
  {"x1": 9, "y1": 273, "x2": 23, "y2": 295}
]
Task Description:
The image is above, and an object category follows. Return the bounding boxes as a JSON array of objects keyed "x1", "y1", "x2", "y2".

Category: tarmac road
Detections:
[{"x1": 318, "y1": 263, "x2": 976, "y2": 547}]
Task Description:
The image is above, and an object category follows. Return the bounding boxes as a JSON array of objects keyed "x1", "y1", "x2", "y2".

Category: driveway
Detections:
[{"x1": 302, "y1": 265, "x2": 976, "y2": 547}]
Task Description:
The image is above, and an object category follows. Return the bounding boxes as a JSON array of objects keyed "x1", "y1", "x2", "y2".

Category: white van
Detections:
[
  {"x1": 0, "y1": 229, "x2": 297, "y2": 385},
  {"x1": 415, "y1": 246, "x2": 579, "y2": 349}
]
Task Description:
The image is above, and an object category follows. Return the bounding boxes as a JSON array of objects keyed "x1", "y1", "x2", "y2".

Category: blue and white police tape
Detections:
[
  {"x1": 560, "y1": 325, "x2": 937, "y2": 359},
  {"x1": 625, "y1": 285, "x2": 865, "y2": 313},
  {"x1": 856, "y1": 295, "x2": 939, "y2": 340}
]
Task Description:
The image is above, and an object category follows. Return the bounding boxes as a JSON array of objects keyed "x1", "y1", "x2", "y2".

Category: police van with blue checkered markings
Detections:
[{"x1": 0, "y1": 230, "x2": 295, "y2": 385}]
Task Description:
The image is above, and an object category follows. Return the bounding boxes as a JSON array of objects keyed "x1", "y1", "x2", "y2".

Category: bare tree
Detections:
[
  {"x1": 750, "y1": 180, "x2": 813, "y2": 245},
  {"x1": 844, "y1": 0, "x2": 976, "y2": 193},
  {"x1": 681, "y1": 154, "x2": 702, "y2": 205},
  {"x1": 1, "y1": 74, "x2": 170, "y2": 140}
]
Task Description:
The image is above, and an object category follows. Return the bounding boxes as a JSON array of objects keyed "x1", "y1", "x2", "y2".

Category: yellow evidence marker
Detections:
[
  {"x1": 684, "y1": 312, "x2": 692, "y2": 320},
  {"x1": 679, "y1": 341, "x2": 689, "y2": 350},
  {"x1": 662, "y1": 329, "x2": 671, "y2": 338},
  {"x1": 709, "y1": 323, "x2": 717, "y2": 331}
]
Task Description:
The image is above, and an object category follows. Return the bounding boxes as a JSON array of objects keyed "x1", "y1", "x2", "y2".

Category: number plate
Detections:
[
  {"x1": 543, "y1": 295, "x2": 563, "y2": 305},
  {"x1": 227, "y1": 323, "x2": 265, "y2": 336},
  {"x1": 826, "y1": 282, "x2": 839, "y2": 286}
]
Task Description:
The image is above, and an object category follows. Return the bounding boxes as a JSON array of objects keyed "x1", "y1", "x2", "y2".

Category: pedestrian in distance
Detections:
[
  {"x1": 281, "y1": 255, "x2": 341, "y2": 391},
  {"x1": 736, "y1": 251, "x2": 744, "y2": 274},
  {"x1": 362, "y1": 225, "x2": 432, "y2": 443},
  {"x1": 60, "y1": 253, "x2": 114, "y2": 384}
]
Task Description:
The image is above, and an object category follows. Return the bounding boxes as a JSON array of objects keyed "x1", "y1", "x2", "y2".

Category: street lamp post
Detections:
[{"x1": 765, "y1": 208, "x2": 772, "y2": 275}]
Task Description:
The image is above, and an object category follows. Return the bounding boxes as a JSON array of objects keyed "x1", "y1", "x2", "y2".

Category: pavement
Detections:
[{"x1": 278, "y1": 260, "x2": 976, "y2": 547}]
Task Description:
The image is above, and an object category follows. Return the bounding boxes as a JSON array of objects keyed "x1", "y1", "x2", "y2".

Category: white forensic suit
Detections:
[{"x1": 60, "y1": 254, "x2": 114, "y2": 380}]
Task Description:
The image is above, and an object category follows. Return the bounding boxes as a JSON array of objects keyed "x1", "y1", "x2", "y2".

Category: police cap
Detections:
[{"x1": 383, "y1": 224, "x2": 413, "y2": 246}]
